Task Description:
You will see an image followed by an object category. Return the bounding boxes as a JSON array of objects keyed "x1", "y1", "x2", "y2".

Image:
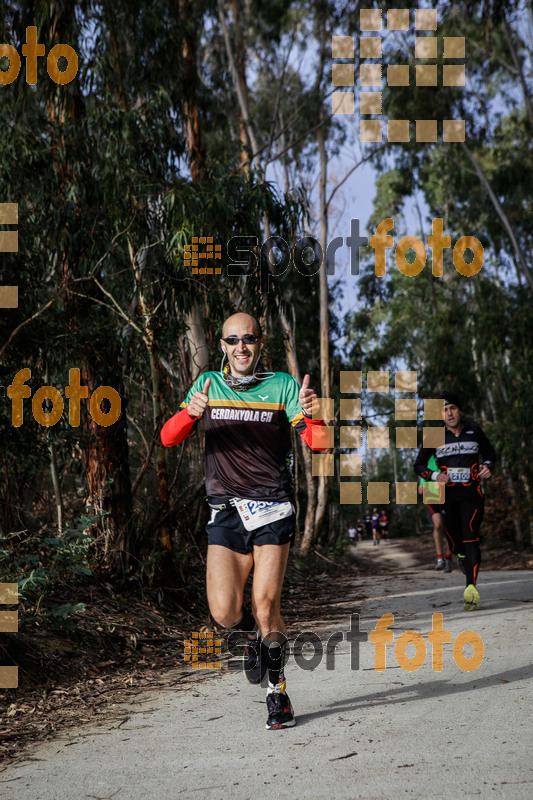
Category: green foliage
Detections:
[{"x1": 0, "y1": 515, "x2": 98, "y2": 630}]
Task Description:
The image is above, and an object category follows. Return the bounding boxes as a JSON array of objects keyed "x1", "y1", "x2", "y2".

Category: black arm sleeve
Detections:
[
  {"x1": 414, "y1": 447, "x2": 436, "y2": 481},
  {"x1": 477, "y1": 425, "x2": 496, "y2": 467}
]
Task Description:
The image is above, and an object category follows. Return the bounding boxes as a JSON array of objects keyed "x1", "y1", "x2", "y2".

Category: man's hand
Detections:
[
  {"x1": 299, "y1": 374, "x2": 319, "y2": 417},
  {"x1": 187, "y1": 378, "x2": 211, "y2": 418},
  {"x1": 479, "y1": 464, "x2": 492, "y2": 479},
  {"x1": 436, "y1": 472, "x2": 451, "y2": 483}
]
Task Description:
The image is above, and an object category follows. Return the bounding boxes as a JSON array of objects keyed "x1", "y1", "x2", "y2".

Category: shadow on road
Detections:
[{"x1": 295, "y1": 664, "x2": 533, "y2": 727}]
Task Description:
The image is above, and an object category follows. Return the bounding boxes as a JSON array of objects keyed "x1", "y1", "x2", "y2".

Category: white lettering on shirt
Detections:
[{"x1": 209, "y1": 407, "x2": 273, "y2": 423}]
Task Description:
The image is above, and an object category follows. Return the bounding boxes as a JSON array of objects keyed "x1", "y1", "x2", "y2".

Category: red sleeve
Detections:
[
  {"x1": 298, "y1": 416, "x2": 331, "y2": 451},
  {"x1": 161, "y1": 407, "x2": 198, "y2": 447}
]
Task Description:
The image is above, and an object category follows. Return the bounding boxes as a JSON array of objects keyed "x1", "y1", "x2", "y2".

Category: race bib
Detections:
[
  {"x1": 449, "y1": 467, "x2": 471, "y2": 483},
  {"x1": 232, "y1": 498, "x2": 294, "y2": 531}
]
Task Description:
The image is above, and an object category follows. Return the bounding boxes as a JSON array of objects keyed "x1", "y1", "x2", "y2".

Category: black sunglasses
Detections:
[{"x1": 222, "y1": 335, "x2": 261, "y2": 345}]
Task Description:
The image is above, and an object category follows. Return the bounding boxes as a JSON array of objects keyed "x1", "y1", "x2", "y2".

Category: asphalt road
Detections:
[{"x1": 1, "y1": 541, "x2": 532, "y2": 800}]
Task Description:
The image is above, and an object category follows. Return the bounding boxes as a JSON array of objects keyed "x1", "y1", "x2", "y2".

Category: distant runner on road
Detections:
[
  {"x1": 414, "y1": 392, "x2": 496, "y2": 610},
  {"x1": 371, "y1": 508, "x2": 381, "y2": 546},
  {"x1": 379, "y1": 509, "x2": 389, "y2": 543},
  {"x1": 161, "y1": 312, "x2": 329, "y2": 729},
  {"x1": 364, "y1": 510, "x2": 372, "y2": 540}
]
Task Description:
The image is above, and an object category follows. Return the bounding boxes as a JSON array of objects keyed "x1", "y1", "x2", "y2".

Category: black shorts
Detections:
[
  {"x1": 206, "y1": 506, "x2": 295, "y2": 554},
  {"x1": 427, "y1": 504, "x2": 443, "y2": 518}
]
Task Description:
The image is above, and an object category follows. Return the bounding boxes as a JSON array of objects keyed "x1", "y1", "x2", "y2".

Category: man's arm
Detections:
[
  {"x1": 414, "y1": 447, "x2": 439, "y2": 481},
  {"x1": 161, "y1": 377, "x2": 211, "y2": 447},
  {"x1": 292, "y1": 373, "x2": 330, "y2": 451},
  {"x1": 298, "y1": 416, "x2": 331, "y2": 451},
  {"x1": 477, "y1": 424, "x2": 496, "y2": 469},
  {"x1": 161, "y1": 407, "x2": 199, "y2": 447},
  {"x1": 476, "y1": 423, "x2": 496, "y2": 478}
]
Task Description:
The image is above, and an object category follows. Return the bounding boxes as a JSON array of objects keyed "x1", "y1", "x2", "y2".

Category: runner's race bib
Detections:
[
  {"x1": 448, "y1": 467, "x2": 471, "y2": 483},
  {"x1": 232, "y1": 498, "x2": 294, "y2": 531}
]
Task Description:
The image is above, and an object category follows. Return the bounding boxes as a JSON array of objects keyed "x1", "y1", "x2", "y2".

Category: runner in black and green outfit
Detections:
[{"x1": 414, "y1": 393, "x2": 496, "y2": 611}]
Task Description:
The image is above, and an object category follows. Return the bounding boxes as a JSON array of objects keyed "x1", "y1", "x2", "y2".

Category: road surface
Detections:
[{"x1": 1, "y1": 540, "x2": 532, "y2": 800}]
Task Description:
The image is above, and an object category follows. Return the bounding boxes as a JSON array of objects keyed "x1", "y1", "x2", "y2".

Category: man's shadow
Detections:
[{"x1": 294, "y1": 663, "x2": 533, "y2": 726}]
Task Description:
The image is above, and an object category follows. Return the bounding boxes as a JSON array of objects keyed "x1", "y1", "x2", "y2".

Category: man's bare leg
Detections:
[
  {"x1": 249, "y1": 542, "x2": 295, "y2": 728},
  {"x1": 250, "y1": 542, "x2": 290, "y2": 638},
  {"x1": 432, "y1": 512, "x2": 451, "y2": 570},
  {"x1": 206, "y1": 544, "x2": 253, "y2": 628},
  {"x1": 433, "y1": 514, "x2": 444, "y2": 557},
  {"x1": 247, "y1": 543, "x2": 290, "y2": 692}
]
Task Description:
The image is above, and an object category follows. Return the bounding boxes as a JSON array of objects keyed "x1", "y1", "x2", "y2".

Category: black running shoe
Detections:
[
  {"x1": 243, "y1": 632, "x2": 267, "y2": 685},
  {"x1": 265, "y1": 685, "x2": 296, "y2": 730}
]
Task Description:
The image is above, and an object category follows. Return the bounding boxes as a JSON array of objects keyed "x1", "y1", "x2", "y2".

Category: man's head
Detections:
[
  {"x1": 442, "y1": 392, "x2": 462, "y2": 429},
  {"x1": 220, "y1": 312, "x2": 264, "y2": 377}
]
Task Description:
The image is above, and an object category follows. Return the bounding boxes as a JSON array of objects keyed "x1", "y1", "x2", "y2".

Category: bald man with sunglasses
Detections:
[{"x1": 161, "y1": 312, "x2": 329, "y2": 729}]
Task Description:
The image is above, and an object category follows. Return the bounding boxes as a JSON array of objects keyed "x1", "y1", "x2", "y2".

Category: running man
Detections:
[
  {"x1": 379, "y1": 509, "x2": 389, "y2": 543},
  {"x1": 364, "y1": 509, "x2": 372, "y2": 540},
  {"x1": 348, "y1": 524, "x2": 357, "y2": 544},
  {"x1": 371, "y1": 507, "x2": 381, "y2": 545},
  {"x1": 418, "y1": 454, "x2": 452, "y2": 572},
  {"x1": 414, "y1": 392, "x2": 496, "y2": 610},
  {"x1": 161, "y1": 312, "x2": 329, "y2": 729}
]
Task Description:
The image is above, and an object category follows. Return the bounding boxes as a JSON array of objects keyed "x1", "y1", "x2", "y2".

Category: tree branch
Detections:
[{"x1": 326, "y1": 142, "x2": 390, "y2": 212}]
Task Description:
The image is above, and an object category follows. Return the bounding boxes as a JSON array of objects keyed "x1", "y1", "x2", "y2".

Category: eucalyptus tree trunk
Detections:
[
  {"x1": 185, "y1": 303, "x2": 210, "y2": 379},
  {"x1": 48, "y1": 441, "x2": 63, "y2": 533},
  {"x1": 178, "y1": 0, "x2": 212, "y2": 546},
  {"x1": 81, "y1": 361, "x2": 133, "y2": 575},
  {"x1": 178, "y1": 0, "x2": 208, "y2": 382},
  {"x1": 230, "y1": 0, "x2": 252, "y2": 171},
  {"x1": 129, "y1": 242, "x2": 173, "y2": 566},
  {"x1": 280, "y1": 306, "x2": 317, "y2": 553},
  {"x1": 179, "y1": 0, "x2": 206, "y2": 182},
  {"x1": 45, "y1": 366, "x2": 63, "y2": 534},
  {"x1": 313, "y1": 121, "x2": 331, "y2": 540}
]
